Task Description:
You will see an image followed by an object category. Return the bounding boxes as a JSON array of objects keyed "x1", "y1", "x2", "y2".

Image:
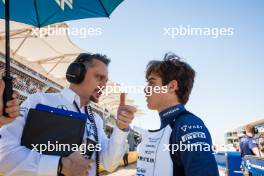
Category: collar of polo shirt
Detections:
[{"x1": 61, "y1": 87, "x2": 87, "y2": 108}]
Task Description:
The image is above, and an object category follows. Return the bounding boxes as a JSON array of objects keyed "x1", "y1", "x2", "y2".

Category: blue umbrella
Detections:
[
  {"x1": 0, "y1": 0, "x2": 124, "y2": 111},
  {"x1": 0, "y1": 0, "x2": 124, "y2": 27}
]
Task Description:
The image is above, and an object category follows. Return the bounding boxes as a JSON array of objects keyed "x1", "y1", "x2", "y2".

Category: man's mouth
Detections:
[{"x1": 90, "y1": 90, "x2": 101, "y2": 103}]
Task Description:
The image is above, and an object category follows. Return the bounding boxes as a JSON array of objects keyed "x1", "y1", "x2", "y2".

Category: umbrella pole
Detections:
[{"x1": 3, "y1": 0, "x2": 13, "y2": 116}]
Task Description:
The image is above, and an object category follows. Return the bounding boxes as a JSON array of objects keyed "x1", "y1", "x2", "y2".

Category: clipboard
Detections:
[{"x1": 21, "y1": 104, "x2": 87, "y2": 157}]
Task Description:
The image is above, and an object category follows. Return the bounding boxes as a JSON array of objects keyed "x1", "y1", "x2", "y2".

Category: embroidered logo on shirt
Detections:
[
  {"x1": 57, "y1": 105, "x2": 68, "y2": 110},
  {"x1": 162, "y1": 107, "x2": 180, "y2": 118},
  {"x1": 138, "y1": 156, "x2": 155, "y2": 163},
  {"x1": 181, "y1": 125, "x2": 188, "y2": 132},
  {"x1": 145, "y1": 144, "x2": 156, "y2": 148},
  {"x1": 181, "y1": 125, "x2": 203, "y2": 132},
  {"x1": 181, "y1": 132, "x2": 206, "y2": 142},
  {"x1": 148, "y1": 137, "x2": 160, "y2": 143}
]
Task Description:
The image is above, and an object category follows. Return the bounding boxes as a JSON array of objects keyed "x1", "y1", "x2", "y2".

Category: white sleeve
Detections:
[
  {"x1": 96, "y1": 115, "x2": 128, "y2": 172},
  {"x1": 0, "y1": 93, "x2": 60, "y2": 176}
]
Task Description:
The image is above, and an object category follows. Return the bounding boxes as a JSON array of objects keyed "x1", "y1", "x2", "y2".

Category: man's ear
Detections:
[{"x1": 167, "y1": 80, "x2": 178, "y2": 93}]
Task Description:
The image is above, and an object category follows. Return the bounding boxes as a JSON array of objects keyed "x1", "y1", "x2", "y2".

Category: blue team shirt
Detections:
[
  {"x1": 240, "y1": 135, "x2": 258, "y2": 157},
  {"x1": 159, "y1": 104, "x2": 219, "y2": 176}
]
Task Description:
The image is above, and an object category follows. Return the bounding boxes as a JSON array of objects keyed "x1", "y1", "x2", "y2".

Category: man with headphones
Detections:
[
  {"x1": 240, "y1": 124, "x2": 263, "y2": 157},
  {"x1": 0, "y1": 53, "x2": 136, "y2": 176}
]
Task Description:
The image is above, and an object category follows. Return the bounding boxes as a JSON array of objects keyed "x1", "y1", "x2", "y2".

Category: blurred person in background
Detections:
[{"x1": 240, "y1": 124, "x2": 263, "y2": 157}]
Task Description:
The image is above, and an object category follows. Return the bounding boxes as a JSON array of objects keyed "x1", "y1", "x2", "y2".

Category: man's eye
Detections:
[
  {"x1": 149, "y1": 82, "x2": 154, "y2": 86},
  {"x1": 97, "y1": 76, "x2": 105, "y2": 81},
  {"x1": 96, "y1": 75, "x2": 101, "y2": 80}
]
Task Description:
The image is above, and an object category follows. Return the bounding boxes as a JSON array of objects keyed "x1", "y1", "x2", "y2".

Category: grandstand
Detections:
[{"x1": 0, "y1": 53, "x2": 62, "y2": 101}]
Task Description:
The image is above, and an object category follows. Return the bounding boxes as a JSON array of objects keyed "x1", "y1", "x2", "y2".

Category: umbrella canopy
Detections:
[{"x1": 0, "y1": 0, "x2": 124, "y2": 27}]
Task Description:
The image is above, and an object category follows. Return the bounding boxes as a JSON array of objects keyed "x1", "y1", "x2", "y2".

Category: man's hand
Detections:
[
  {"x1": 0, "y1": 80, "x2": 20, "y2": 127},
  {"x1": 61, "y1": 151, "x2": 93, "y2": 176},
  {"x1": 116, "y1": 93, "x2": 137, "y2": 130}
]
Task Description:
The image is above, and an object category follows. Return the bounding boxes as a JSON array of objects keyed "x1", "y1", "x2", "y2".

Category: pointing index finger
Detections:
[{"x1": 120, "y1": 93, "x2": 125, "y2": 106}]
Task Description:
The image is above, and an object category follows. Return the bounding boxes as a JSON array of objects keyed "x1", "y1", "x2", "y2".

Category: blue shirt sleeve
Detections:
[
  {"x1": 248, "y1": 138, "x2": 258, "y2": 149},
  {"x1": 171, "y1": 114, "x2": 219, "y2": 176}
]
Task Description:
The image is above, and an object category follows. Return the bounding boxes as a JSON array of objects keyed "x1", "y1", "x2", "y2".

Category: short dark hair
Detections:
[
  {"x1": 75, "y1": 53, "x2": 111, "y2": 68},
  {"x1": 146, "y1": 53, "x2": 195, "y2": 105}
]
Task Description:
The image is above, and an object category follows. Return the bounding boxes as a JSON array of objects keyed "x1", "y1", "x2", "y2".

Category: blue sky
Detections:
[{"x1": 68, "y1": 0, "x2": 264, "y2": 143}]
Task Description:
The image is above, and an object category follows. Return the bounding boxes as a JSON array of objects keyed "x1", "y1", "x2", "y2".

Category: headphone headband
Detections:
[{"x1": 74, "y1": 53, "x2": 93, "y2": 64}]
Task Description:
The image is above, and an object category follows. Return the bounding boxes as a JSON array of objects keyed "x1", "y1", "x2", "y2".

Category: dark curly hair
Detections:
[{"x1": 146, "y1": 53, "x2": 195, "y2": 105}]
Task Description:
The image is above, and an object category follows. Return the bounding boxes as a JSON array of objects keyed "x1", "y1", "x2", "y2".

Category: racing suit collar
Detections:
[{"x1": 159, "y1": 104, "x2": 186, "y2": 129}]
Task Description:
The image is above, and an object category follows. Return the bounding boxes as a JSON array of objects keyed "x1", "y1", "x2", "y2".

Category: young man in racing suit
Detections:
[{"x1": 136, "y1": 53, "x2": 219, "y2": 176}]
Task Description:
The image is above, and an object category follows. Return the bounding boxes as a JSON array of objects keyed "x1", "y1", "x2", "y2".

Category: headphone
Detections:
[
  {"x1": 66, "y1": 53, "x2": 93, "y2": 84},
  {"x1": 242, "y1": 126, "x2": 259, "y2": 135},
  {"x1": 253, "y1": 127, "x2": 259, "y2": 134}
]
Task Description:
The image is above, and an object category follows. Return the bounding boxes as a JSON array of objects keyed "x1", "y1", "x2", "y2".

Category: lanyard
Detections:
[
  {"x1": 73, "y1": 101, "x2": 93, "y2": 122},
  {"x1": 73, "y1": 101, "x2": 100, "y2": 176},
  {"x1": 73, "y1": 101, "x2": 96, "y2": 137},
  {"x1": 73, "y1": 100, "x2": 83, "y2": 113}
]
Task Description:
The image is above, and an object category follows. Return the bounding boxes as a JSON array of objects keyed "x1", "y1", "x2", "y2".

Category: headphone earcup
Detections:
[
  {"x1": 66, "y1": 62, "x2": 86, "y2": 84},
  {"x1": 254, "y1": 127, "x2": 259, "y2": 134}
]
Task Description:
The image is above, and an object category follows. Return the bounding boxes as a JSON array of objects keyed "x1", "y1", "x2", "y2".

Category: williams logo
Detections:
[{"x1": 55, "y1": 0, "x2": 73, "y2": 10}]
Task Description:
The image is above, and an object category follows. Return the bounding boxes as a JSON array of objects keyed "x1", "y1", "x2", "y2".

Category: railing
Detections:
[{"x1": 242, "y1": 155, "x2": 264, "y2": 176}]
